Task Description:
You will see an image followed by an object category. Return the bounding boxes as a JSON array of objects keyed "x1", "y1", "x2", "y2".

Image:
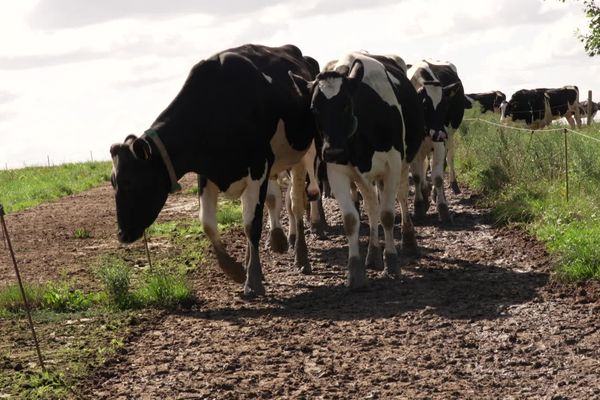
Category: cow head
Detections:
[
  {"x1": 293, "y1": 60, "x2": 364, "y2": 164},
  {"x1": 109, "y1": 135, "x2": 170, "y2": 243},
  {"x1": 418, "y1": 81, "x2": 460, "y2": 141}
]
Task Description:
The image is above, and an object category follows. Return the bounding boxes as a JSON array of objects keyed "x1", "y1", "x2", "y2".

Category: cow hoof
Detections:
[
  {"x1": 310, "y1": 222, "x2": 328, "y2": 240},
  {"x1": 287, "y1": 234, "x2": 296, "y2": 249},
  {"x1": 414, "y1": 200, "x2": 428, "y2": 220},
  {"x1": 347, "y1": 256, "x2": 368, "y2": 289},
  {"x1": 298, "y1": 263, "x2": 312, "y2": 275},
  {"x1": 437, "y1": 204, "x2": 453, "y2": 225},
  {"x1": 450, "y1": 180, "x2": 461, "y2": 194},
  {"x1": 269, "y1": 228, "x2": 288, "y2": 254},
  {"x1": 383, "y1": 252, "x2": 400, "y2": 278},
  {"x1": 242, "y1": 281, "x2": 265, "y2": 298},
  {"x1": 366, "y1": 244, "x2": 383, "y2": 271},
  {"x1": 401, "y1": 230, "x2": 419, "y2": 256}
]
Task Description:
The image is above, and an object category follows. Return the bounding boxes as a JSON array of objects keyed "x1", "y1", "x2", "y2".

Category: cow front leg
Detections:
[
  {"x1": 241, "y1": 172, "x2": 269, "y2": 297},
  {"x1": 432, "y1": 141, "x2": 452, "y2": 224},
  {"x1": 290, "y1": 164, "x2": 311, "y2": 274},
  {"x1": 328, "y1": 164, "x2": 367, "y2": 289},
  {"x1": 265, "y1": 178, "x2": 288, "y2": 253},
  {"x1": 446, "y1": 131, "x2": 461, "y2": 194},
  {"x1": 355, "y1": 178, "x2": 382, "y2": 271},
  {"x1": 199, "y1": 179, "x2": 245, "y2": 284}
]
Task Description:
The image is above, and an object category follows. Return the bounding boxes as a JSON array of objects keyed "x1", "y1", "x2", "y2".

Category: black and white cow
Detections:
[
  {"x1": 501, "y1": 86, "x2": 581, "y2": 129},
  {"x1": 407, "y1": 60, "x2": 465, "y2": 223},
  {"x1": 579, "y1": 100, "x2": 599, "y2": 121},
  {"x1": 545, "y1": 86, "x2": 581, "y2": 128},
  {"x1": 110, "y1": 44, "x2": 318, "y2": 297},
  {"x1": 500, "y1": 88, "x2": 550, "y2": 129},
  {"x1": 464, "y1": 91, "x2": 506, "y2": 113},
  {"x1": 292, "y1": 52, "x2": 425, "y2": 288}
]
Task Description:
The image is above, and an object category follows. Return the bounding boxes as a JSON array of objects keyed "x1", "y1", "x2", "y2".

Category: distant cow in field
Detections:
[
  {"x1": 545, "y1": 86, "x2": 581, "y2": 128},
  {"x1": 291, "y1": 52, "x2": 425, "y2": 288},
  {"x1": 464, "y1": 91, "x2": 506, "y2": 113},
  {"x1": 579, "y1": 100, "x2": 599, "y2": 121},
  {"x1": 110, "y1": 44, "x2": 319, "y2": 297},
  {"x1": 501, "y1": 86, "x2": 581, "y2": 129},
  {"x1": 408, "y1": 60, "x2": 466, "y2": 223}
]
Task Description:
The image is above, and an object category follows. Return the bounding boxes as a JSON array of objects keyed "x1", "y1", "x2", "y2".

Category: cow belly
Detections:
[{"x1": 270, "y1": 119, "x2": 307, "y2": 175}]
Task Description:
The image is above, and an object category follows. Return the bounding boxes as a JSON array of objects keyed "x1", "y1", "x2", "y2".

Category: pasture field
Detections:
[
  {"x1": 0, "y1": 149, "x2": 598, "y2": 397},
  {"x1": 457, "y1": 110, "x2": 600, "y2": 281},
  {"x1": 0, "y1": 162, "x2": 112, "y2": 213}
]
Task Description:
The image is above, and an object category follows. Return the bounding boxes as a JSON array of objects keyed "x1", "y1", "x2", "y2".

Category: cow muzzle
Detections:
[{"x1": 118, "y1": 229, "x2": 143, "y2": 244}]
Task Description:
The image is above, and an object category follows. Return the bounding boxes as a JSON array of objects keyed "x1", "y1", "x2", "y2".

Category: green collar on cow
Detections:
[{"x1": 144, "y1": 129, "x2": 182, "y2": 193}]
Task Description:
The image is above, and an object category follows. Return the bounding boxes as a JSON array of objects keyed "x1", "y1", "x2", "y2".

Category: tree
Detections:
[{"x1": 561, "y1": 0, "x2": 600, "y2": 56}]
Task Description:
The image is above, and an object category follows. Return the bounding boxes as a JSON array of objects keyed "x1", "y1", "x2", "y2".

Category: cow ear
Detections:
[
  {"x1": 131, "y1": 138, "x2": 152, "y2": 161},
  {"x1": 110, "y1": 144, "x2": 121, "y2": 158},
  {"x1": 288, "y1": 71, "x2": 314, "y2": 97},
  {"x1": 347, "y1": 60, "x2": 364, "y2": 93},
  {"x1": 443, "y1": 82, "x2": 461, "y2": 98},
  {"x1": 124, "y1": 134, "x2": 137, "y2": 144}
]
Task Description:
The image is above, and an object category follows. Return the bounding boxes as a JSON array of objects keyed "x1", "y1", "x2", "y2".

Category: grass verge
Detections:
[
  {"x1": 0, "y1": 161, "x2": 112, "y2": 214},
  {"x1": 457, "y1": 109, "x2": 600, "y2": 281}
]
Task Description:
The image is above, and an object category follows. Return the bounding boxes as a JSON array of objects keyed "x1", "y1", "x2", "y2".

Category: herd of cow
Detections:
[
  {"x1": 465, "y1": 87, "x2": 598, "y2": 129},
  {"x1": 109, "y1": 44, "x2": 596, "y2": 297}
]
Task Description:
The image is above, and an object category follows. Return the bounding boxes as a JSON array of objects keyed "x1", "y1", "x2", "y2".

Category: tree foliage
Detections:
[{"x1": 561, "y1": 0, "x2": 600, "y2": 56}]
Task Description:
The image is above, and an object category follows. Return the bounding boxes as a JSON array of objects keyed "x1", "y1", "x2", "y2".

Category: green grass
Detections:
[
  {"x1": 457, "y1": 109, "x2": 600, "y2": 281},
  {"x1": 0, "y1": 282, "x2": 97, "y2": 316},
  {"x1": 0, "y1": 161, "x2": 112, "y2": 213}
]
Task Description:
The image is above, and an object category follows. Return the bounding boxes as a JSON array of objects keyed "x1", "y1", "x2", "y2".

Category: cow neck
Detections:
[{"x1": 144, "y1": 129, "x2": 182, "y2": 193}]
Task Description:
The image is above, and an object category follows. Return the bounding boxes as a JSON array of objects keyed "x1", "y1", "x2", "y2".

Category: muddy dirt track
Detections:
[{"x1": 2, "y1": 175, "x2": 599, "y2": 399}]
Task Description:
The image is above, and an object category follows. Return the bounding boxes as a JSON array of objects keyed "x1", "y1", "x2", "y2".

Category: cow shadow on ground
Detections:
[{"x1": 184, "y1": 256, "x2": 547, "y2": 324}]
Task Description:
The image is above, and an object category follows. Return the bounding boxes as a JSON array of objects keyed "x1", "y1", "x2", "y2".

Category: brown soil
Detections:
[{"x1": 1, "y1": 176, "x2": 599, "y2": 399}]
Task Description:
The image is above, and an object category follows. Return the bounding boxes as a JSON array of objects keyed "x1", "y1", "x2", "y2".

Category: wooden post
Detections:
[
  {"x1": 90, "y1": 151, "x2": 94, "y2": 162},
  {"x1": 588, "y1": 90, "x2": 593, "y2": 126},
  {"x1": 564, "y1": 129, "x2": 569, "y2": 202}
]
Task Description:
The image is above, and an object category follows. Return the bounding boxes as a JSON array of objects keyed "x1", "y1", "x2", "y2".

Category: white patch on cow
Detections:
[
  {"x1": 424, "y1": 84, "x2": 443, "y2": 109},
  {"x1": 336, "y1": 53, "x2": 402, "y2": 112},
  {"x1": 270, "y1": 119, "x2": 307, "y2": 174},
  {"x1": 425, "y1": 59, "x2": 457, "y2": 73},
  {"x1": 262, "y1": 73, "x2": 273, "y2": 83},
  {"x1": 318, "y1": 77, "x2": 343, "y2": 99}
]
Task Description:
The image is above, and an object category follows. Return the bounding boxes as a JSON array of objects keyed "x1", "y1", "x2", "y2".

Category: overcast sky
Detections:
[{"x1": 0, "y1": 0, "x2": 597, "y2": 168}]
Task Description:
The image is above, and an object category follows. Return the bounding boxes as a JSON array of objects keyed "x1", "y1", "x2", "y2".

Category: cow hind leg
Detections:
[
  {"x1": 265, "y1": 179, "x2": 288, "y2": 253},
  {"x1": 355, "y1": 178, "x2": 382, "y2": 271},
  {"x1": 328, "y1": 164, "x2": 367, "y2": 289},
  {"x1": 241, "y1": 173, "x2": 269, "y2": 297},
  {"x1": 446, "y1": 132, "x2": 461, "y2": 194},
  {"x1": 411, "y1": 145, "x2": 429, "y2": 221},
  {"x1": 379, "y1": 164, "x2": 401, "y2": 277},
  {"x1": 285, "y1": 184, "x2": 297, "y2": 248},
  {"x1": 290, "y1": 164, "x2": 311, "y2": 275},
  {"x1": 432, "y1": 142, "x2": 452, "y2": 224},
  {"x1": 398, "y1": 160, "x2": 419, "y2": 256},
  {"x1": 309, "y1": 198, "x2": 328, "y2": 239},
  {"x1": 200, "y1": 181, "x2": 245, "y2": 284}
]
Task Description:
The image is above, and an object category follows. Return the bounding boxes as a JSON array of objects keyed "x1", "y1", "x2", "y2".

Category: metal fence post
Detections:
[
  {"x1": 0, "y1": 205, "x2": 46, "y2": 371},
  {"x1": 588, "y1": 90, "x2": 593, "y2": 126},
  {"x1": 564, "y1": 129, "x2": 569, "y2": 202}
]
